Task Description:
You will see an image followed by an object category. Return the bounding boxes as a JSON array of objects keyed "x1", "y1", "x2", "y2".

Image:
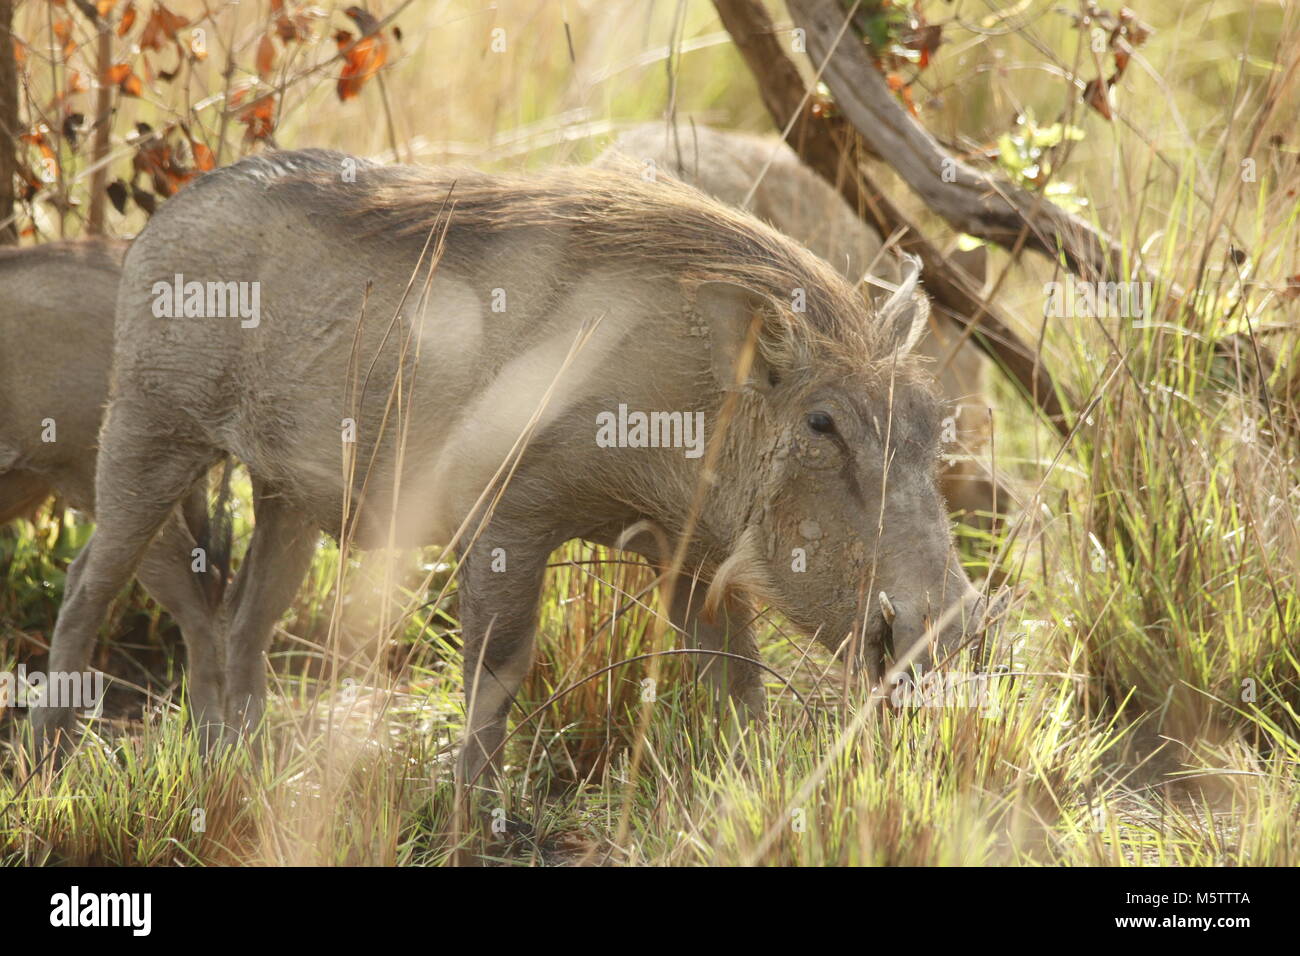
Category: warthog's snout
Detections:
[{"x1": 870, "y1": 578, "x2": 1010, "y2": 681}]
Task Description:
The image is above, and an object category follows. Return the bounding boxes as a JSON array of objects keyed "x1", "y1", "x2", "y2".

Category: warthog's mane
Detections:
[{"x1": 225, "y1": 149, "x2": 920, "y2": 381}]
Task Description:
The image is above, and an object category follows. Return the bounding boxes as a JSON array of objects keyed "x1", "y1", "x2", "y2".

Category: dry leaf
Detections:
[
  {"x1": 106, "y1": 62, "x2": 144, "y2": 97},
  {"x1": 256, "y1": 33, "x2": 277, "y2": 78},
  {"x1": 140, "y1": 3, "x2": 188, "y2": 52},
  {"x1": 886, "y1": 71, "x2": 918, "y2": 117},
  {"x1": 902, "y1": 23, "x2": 943, "y2": 70},
  {"x1": 272, "y1": 0, "x2": 322, "y2": 43},
  {"x1": 238, "y1": 93, "x2": 277, "y2": 141},
  {"x1": 53, "y1": 18, "x2": 77, "y2": 59},
  {"x1": 335, "y1": 29, "x2": 387, "y2": 101},
  {"x1": 118, "y1": 2, "x2": 137, "y2": 37},
  {"x1": 1083, "y1": 77, "x2": 1112, "y2": 120},
  {"x1": 190, "y1": 138, "x2": 215, "y2": 172},
  {"x1": 106, "y1": 178, "x2": 129, "y2": 214},
  {"x1": 132, "y1": 184, "x2": 157, "y2": 215}
]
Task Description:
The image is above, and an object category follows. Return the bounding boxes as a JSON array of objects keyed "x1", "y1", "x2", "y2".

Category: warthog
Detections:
[
  {"x1": 34, "y1": 149, "x2": 996, "y2": 786},
  {"x1": 1, "y1": 240, "x2": 226, "y2": 740},
  {"x1": 596, "y1": 124, "x2": 1000, "y2": 525}
]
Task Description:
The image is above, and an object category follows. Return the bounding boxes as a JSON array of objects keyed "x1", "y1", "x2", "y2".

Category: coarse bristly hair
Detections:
[{"x1": 231, "y1": 149, "x2": 927, "y2": 384}]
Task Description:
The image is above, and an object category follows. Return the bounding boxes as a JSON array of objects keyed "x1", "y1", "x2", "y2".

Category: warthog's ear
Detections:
[
  {"x1": 879, "y1": 255, "x2": 930, "y2": 356},
  {"x1": 696, "y1": 282, "x2": 792, "y2": 392}
]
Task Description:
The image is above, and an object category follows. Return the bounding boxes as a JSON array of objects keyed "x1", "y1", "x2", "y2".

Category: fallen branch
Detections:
[
  {"x1": 787, "y1": 0, "x2": 1126, "y2": 284},
  {"x1": 714, "y1": 0, "x2": 1072, "y2": 435}
]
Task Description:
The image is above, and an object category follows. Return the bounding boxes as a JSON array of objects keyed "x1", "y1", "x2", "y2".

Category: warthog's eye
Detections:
[{"x1": 806, "y1": 410, "x2": 837, "y2": 436}]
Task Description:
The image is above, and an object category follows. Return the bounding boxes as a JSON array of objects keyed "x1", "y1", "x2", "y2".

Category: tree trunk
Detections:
[
  {"x1": 85, "y1": 18, "x2": 113, "y2": 236},
  {"x1": 0, "y1": 0, "x2": 21, "y2": 244}
]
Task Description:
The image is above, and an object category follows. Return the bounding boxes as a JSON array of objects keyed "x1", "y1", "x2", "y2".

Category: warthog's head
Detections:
[{"x1": 695, "y1": 257, "x2": 997, "y2": 678}]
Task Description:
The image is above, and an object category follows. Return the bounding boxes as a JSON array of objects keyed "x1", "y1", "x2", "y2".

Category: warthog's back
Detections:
[
  {"x1": 598, "y1": 124, "x2": 984, "y2": 394},
  {"x1": 0, "y1": 238, "x2": 126, "y2": 513},
  {"x1": 116, "y1": 149, "x2": 878, "y2": 546},
  {"x1": 600, "y1": 125, "x2": 898, "y2": 285}
]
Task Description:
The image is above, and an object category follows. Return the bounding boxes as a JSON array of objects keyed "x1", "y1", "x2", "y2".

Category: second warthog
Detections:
[
  {"x1": 1, "y1": 240, "x2": 226, "y2": 740},
  {"x1": 36, "y1": 150, "x2": 998, "y2": 785}
]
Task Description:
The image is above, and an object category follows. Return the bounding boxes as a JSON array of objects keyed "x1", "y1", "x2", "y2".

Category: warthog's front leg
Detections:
[
  {"x1": 665, "y1": 577, "x2": 767, "y2": 721},
  {"x1": 219, "y1": 488, "x2": 318, "y2": 741},
  {"x1": 603, "y1": 527, "x2": 768, "y2": 721},
  {"x1": 455, "y1": 531, "x2": 554, "y2": 794}
]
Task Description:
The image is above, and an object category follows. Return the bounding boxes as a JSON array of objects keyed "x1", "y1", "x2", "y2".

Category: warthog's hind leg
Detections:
[
  {"x1": 30, "y1": 400, "x2": 213, "y2": 756},
  {"x1": 133, "y1": 507, "x2": 226, "y2": 752},
  {"x1": 218, "y1": 485, "x2": 318, "y2": 742}
]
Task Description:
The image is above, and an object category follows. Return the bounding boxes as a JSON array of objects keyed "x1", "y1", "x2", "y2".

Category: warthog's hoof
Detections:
[
  {"x1": 27, "y1": 706, "x2": 78, "y2": 766},
  {"x1": 194, "y1": 718, "x2": 229, "y2": 759}
]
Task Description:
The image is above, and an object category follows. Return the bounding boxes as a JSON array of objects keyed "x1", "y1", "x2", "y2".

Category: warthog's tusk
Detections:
[{"x1": 878, "y1": 591, "x2": 896, "y2": 625}]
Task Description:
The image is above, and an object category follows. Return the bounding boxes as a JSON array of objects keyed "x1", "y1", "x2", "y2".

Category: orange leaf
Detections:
[
  {"x1": 885, "y1": 72, "x2": 918, "y2": 117},
  {"x1": 106, "y1": 62, "x2": 144, "y2": 97},
  {"x1": 238, "y1": 94, "x2": 277, "y2": 141},
  {"x1": 118, "y1": 1, "x2": 137, "y2": 37},
  {"x1": 140, "y1": 3, "x2": 188, "y2": 52},
  {"x1": 53, "y1": 17, "x2": 77, "y2": 59},
  {"x1": 97, "y1": 0, "x2": 117, "y2": 16},
  {"x1": 336, "y1": 31, "x2": 388, "y2": 101},
  {"x1": 13, "y1": 38, "x2": 26, "y2": 67},
  {"x1": 20, "y1": 125, "x2": 56, "y2": 163},
  {"x1": 190, "y1": 139, "x2": 215, "y2": 172},
  {"x1": 256, "y1": 33, "x2": 277, "y2": 79},
  {"x1": 20, "y1": 125, "x2": 60, "y2": 185}
]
